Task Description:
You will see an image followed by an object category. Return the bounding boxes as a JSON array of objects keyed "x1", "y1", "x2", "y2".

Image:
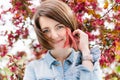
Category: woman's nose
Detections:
[{"x1": 50, "y1": 30, "x2": 59, "y2": 39}]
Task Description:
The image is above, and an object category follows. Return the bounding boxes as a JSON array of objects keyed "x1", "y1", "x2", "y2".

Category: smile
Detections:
[{"x1": 54, "y1": 39, "x2": 63, "y2": 44}]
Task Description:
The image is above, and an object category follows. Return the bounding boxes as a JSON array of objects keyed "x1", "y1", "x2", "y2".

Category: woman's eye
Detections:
[
  {"x1": 42, "y1": 30, "x2": 49, "y2": 33},
  {"x1": 57, "y1": 25, "x2": 65, "y2": 29}
]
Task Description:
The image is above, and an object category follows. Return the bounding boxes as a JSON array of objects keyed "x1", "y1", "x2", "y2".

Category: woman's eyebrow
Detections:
[
  {"x1": 41, "y1": 23, "x2": 62, "y2": 30},
  {"x1": 41, "y1": 27, "x2": 49, "y2": 30},
  {"x1": 55, "y1": 23, "x2": 63, "y2": 27}
]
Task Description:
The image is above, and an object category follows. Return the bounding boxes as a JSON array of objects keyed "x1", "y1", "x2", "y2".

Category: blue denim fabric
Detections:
[{"x1": 23, "y1": 47, "x2": 102, "y2": 80}]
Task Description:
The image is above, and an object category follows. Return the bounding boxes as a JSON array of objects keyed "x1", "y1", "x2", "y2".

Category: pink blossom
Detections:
[
  {"x1": 0, "y1": 45, "x2": 8, "y2": 57},
  {"x1": 115, "y1": 0, "x2": 120, "y2": 3},
  {"x1": 73, "y1": 2, "x2": 85, "y2": 12},
  {"x1": 86, "y1": 32, "x2": 96, "y2": 41},
  {"x1": 22, "y1": 28, "x2": 29, "y2": 39},
  {"x1": 91, "y1": 19, "x2": 104, "y2": 27},
  {"x1": 10, "y1": 66, "x2": 17, "y2": 72}
]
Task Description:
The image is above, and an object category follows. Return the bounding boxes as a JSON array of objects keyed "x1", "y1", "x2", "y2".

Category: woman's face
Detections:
[{"x1": 39, "y1": 16, "x2": 67, "y2": 49}]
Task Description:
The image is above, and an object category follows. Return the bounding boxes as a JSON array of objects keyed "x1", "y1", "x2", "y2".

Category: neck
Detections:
[{"x1": 50, "y1": 48, "x2": 72, "y2": 62}]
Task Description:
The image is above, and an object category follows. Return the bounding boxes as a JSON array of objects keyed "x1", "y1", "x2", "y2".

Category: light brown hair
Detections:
[{"x1": 33, "y1": 0, "x2": 77, "y2": 50}]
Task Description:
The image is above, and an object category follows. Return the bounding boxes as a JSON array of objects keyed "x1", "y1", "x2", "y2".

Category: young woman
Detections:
[{"x1": 23, "y1": 0, "x2": 102, "y2": 80}]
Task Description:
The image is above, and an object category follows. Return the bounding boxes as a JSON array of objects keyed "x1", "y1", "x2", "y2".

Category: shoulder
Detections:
[{"x1": 26, "y1": 58, "x2": 46, "y2": 69}]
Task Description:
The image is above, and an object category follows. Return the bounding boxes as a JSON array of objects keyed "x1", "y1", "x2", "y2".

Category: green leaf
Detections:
[
  {"x1": 3, "y1": 78, "x2": 8, "y2": 80},
  {"x1": 3, "y1": 67, "x2": 12, "y2": 76},
  {"x1": 112, "y1": 77, "x2": 118, "y2": 80},
  {"x1": 115, "y1": 65, "x2": 120, "y2": 73}
]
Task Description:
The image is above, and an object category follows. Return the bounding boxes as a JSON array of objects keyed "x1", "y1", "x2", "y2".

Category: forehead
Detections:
[{"x1": 39, "y1": 16, "x2": 60, "y2": 29}]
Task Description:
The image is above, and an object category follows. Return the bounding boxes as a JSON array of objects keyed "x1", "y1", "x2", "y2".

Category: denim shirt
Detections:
[{"x1": 23, "y1": 46, "x2": 102, "y2": 80}]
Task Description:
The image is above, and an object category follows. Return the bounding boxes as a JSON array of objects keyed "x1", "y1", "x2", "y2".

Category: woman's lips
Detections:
[{"x1": 54, "y1": 39, "x2": 63, "y2": 44}]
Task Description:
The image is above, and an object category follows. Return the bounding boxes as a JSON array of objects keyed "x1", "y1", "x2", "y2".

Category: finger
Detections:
[{"x1": 72, "y1": 29, "x2": 82, "y2": 37}]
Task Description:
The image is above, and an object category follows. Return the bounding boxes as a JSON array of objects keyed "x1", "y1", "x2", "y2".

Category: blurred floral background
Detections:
[{"x1": 0, "y1": 0, "x2": 120, "y2": 80}]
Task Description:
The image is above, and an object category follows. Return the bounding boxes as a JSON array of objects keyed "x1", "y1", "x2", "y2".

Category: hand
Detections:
[{"x1": 73, "y1": 29, "x2": 90, "y2": 55}]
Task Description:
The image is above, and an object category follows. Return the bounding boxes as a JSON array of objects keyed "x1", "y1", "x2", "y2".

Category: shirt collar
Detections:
[
  {"x1": 44, "y1": 50, "x2": 57, "y2": 68},
  {"x1": 66, "y1": 48, "x2": 74, "y2": 64},
  {"x1": 44, "y1": 48, "x2": 76, "y2": 68}
]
